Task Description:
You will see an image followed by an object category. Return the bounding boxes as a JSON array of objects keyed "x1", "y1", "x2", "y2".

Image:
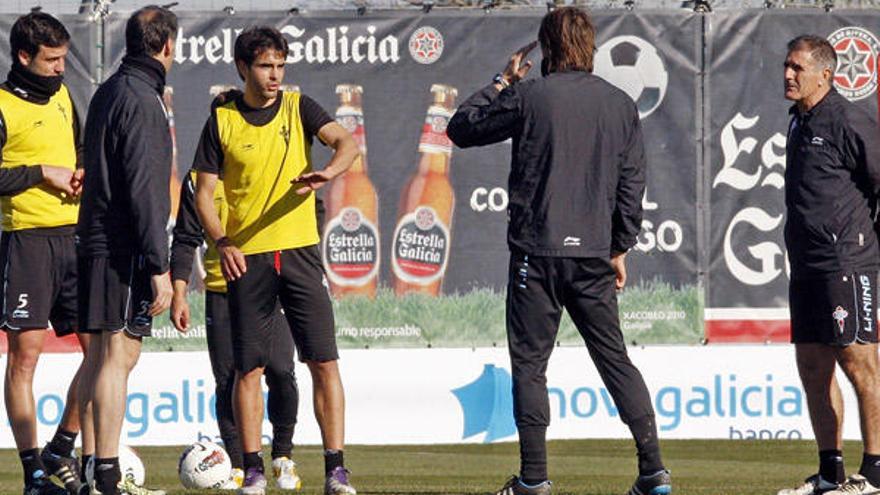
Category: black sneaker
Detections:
[
  {"x1": 494, "y1": 476, "x2": 552, "y2": 495},
  {"x1": 41, "y1": 448, "x2": 83, "y2": 495},
  {"x1": 627, "y1": 470, "x2": 672, "y2": 495},
  {"x1": 23, "y1": 475, "x2": 68, "y2": 495}
]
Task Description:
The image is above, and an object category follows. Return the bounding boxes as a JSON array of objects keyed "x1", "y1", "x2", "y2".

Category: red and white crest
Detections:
[
  {"x1": 415, "y1": 206, "x2": 437, "y2": 230},
  {"x1": 409, "y1": 26, "x2": 444, "y2": 65},
  {"x1": 828, "y1": 27, "x2": 880, "y2": 101}
]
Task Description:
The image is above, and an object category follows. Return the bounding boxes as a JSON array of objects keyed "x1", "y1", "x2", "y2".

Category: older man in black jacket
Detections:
[
  {"x1": 76, "y1": 5, "x2": 177, "y2": 495},
  {"x1": 777, "y1": 35, "x2": 880, "y2": 495},
  {"x1": 448, "y1": 7, "x2": 669, "y2": 495}
]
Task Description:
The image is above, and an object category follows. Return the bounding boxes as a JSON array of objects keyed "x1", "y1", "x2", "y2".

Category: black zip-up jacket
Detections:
[
  {"x1": 785, "y1": 89, "x2": 880, "y2": 279},
  {"x1": 447, "y1": 71, "x2": 645, "y2": 257},
  {"x1": 77, "y1": 56, "x2": 172, "y2": 275}
]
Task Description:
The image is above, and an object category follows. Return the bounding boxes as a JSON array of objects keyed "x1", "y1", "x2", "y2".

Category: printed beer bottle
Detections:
[
  {"x1": 391, "y1": 84, "x2": 458, "y2": 296},
  {"x1": 163, "y1": 86, "x2": 181, "y2": 219},
  {"x1": 322, "y1": 84, "x2": 380, "y2": 298}
]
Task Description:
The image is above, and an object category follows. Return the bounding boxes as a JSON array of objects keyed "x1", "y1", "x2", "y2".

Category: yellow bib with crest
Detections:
[
  {"x1": 0, "y1": 84, "x2": 78, "y2": 230},
  {"x1": 215, "y1": 91, "x2": 319, "y2": 255}
]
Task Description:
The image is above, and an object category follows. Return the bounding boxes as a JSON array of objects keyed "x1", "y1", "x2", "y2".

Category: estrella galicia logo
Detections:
[{"x1": 451, "y1": 364, "x2": 517, "y2": 443}]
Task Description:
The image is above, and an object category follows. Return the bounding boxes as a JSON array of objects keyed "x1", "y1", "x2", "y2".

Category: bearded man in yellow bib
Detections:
[
  {"x1": 0, "y1": 12, "x2": 93, "y2": 495},
  {"x1": 194, "y1": 27, "x2": 359, "y2": 495}
]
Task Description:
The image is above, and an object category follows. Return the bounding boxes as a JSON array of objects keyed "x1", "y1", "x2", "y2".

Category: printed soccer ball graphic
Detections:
[
  {"x1": 178, "y1": 441, "x2": 233, "y2": 489},
  {"x1": 593, "y1": 35, "x2": 668, "y2": 119},
  {"x1": 85, "y1": 445, "x2": 145, "y2": 486}
]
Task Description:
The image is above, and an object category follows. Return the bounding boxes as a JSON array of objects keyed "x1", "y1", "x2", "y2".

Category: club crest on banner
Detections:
[
  {"x1": 828, "y1": 27, "x2": 880, "y2": 101},
  {"x1": 409, "y1": 26, "x2": 444, "y2": 65}
]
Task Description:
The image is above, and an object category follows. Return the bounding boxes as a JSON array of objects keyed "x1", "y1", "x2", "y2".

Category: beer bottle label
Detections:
[
  {"x1": 418, "y1": 105, "x2": 454, "y2": 156},
  {"x1": 391, "y1": 205, "x2": 451, "y2": 285},
  {"x1": 336, "y1": 106, "x2": 367, "y2": 153},
  {"x1": 322, "y1": 207, "x2": 380, "y2": 287}
]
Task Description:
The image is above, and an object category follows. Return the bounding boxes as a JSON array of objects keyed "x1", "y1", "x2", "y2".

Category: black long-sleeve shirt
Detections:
[
  {"x1": 170, "y1": 173, "x2": 202, "y2": 284},
  {"x1": 785, "y1": 89, "x2": 880, "y2": 278},
  {"x1": 448, "y1": 71, "x2": 646, "y2": 257},
  {"x1": 77, "y1": 56, "x2": 172, "y2": 275}
]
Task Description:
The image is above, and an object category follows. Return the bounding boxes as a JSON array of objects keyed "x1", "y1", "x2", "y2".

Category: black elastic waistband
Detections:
[{"x1": 7, "y1": 225, "x2": 76, "y2": 237}]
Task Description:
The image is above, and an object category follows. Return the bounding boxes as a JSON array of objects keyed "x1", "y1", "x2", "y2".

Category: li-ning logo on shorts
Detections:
[
  {"x1": 828, "y1": 27, "x2": 880, "y2": 101},
  {"x1": 563, "y1": 236, "x2": 581, "y2": 247},
  {"x1": 859, "y1": 275, "x2": 874, "y2": 333},
  {"x1": 832, "y1": 305, "x2": 849, "y2": 335}
]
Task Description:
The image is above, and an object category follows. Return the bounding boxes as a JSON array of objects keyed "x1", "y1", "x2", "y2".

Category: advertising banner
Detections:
[
  {"x1": 705, "y1": 11, "x2": 880, "y2": 342},
  {"x1": 5, "y1": 9, "x2": 880, "y2": 350},
  {"x1": 93, "y1": 9, "x2": 702, "y2": 351},
  {"x1": 0, "y1": 346, "x2": 857, "y2": 447}
]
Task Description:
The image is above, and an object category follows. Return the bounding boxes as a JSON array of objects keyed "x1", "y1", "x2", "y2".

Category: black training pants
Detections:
[
  {"x1": 506, "y1": 253, "x2": 657, "y2": 477},
  {"x1": 205, "y1": 290, "x2": 299, "y2": 467}
]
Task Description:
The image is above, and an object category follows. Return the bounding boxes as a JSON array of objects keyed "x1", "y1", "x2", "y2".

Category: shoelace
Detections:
[
  {"x1": 837, "y1": 478, "x2": 871, "y2": 494},
  {"x1": 497, "y1": 476, "x2": 520, "y2": 495}
]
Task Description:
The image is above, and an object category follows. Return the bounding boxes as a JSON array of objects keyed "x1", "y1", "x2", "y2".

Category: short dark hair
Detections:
[
  {"x1": 787, "y1": 35, "x2": 838, "y2": 76},
  {"x1": 10, "y1": 12, "x2": 70, "y2": 61},
  {"x1": 538, "y1": 6, "x2": 596, "y2": 74},
  {"x1": 234, "y1": 26, "x2": 289, "y2": 80},
  {"x1": 125, "y1": 5, "x2": 178, "y2": 56}
]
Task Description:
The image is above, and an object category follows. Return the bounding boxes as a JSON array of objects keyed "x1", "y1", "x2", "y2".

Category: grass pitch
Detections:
[{"x1": 0, "y1": 439, "x2": 867, "y2": 494}]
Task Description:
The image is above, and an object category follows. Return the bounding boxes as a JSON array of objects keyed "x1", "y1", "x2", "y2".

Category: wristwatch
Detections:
[{"x1": 493, "y1": 73, "x2": 510, "y2": 88}]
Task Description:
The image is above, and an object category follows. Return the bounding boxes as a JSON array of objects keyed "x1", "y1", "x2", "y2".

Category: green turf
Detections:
[
  {"x1": 0, "y1": 439, "x2": 867, "y2": 494},
  {"x1": 142, "y1": 281, "x2": 702, "y2": 352}
]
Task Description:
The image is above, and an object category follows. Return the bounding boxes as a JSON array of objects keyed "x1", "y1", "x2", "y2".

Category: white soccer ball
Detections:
[
  {"x1": 177, "y1": 441, "x2": 232, "y2": 489},
  {"x1": 593, "y1": 35, "x2": 669, "y2": 119},
  {"x1": 84, "y1": 445, "x2": 145, "y2": 486}
]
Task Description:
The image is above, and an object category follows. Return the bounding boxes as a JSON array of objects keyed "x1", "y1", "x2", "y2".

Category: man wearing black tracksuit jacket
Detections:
[
  {"x1": 447, "y1": 7, "x2": 669, "y2": 495},
  {"x1": 76, "y1": 6, "x2": 178, "y2": 495},
  {"x1": 778, "y1": 35, "x2": 880, "y2": 495}
]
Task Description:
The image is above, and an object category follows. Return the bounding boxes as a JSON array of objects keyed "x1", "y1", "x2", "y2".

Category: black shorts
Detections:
[
  {"x1": 228, "y1": 245, "x2": 337, "y2": 372},
  {"x1": 205, "y1": 289, "x2": 295, "y2": 375},
  {"x1": 78, "y1": 255, "x2": 154, "y2": 338},
  {"x1": 0, "y1": 227, "x2": 78, "y2": 335},
  {"x1": 790, "y1": 271, "x2": 879, "y2": 346}
]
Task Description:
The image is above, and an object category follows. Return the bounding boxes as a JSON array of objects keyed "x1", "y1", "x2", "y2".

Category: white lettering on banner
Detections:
[
  {"x1": 2, "y1": 347, "x2": 863, "y2": 446},
  {"x1": 635, "y1": 188, "x2": 683, "y2": 254},
  {"x1": 713, "y1": 113, "x2": 789, "y2": 286},
  {"x1": 637, "y1": 219, "x2": 684, "y2": 253},
  {"x1": 469, "y1": 187, "x2": 508, "y2": 212},
  {"x1": 642, "y1": 188, "x2": 659, "y2": 211},
  {"x1": 723, "y1": 208, "x2": 787, "y2": 286},
  {"x1": 175, "y1": 25, "x2": 401, "y2": 65}
]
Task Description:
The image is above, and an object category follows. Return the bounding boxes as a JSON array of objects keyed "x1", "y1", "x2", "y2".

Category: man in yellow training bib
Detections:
[
  {"x1": 0, "y1": 12, "x2": 91, "y2": 495},
  {"x1": 194, "y1": 26, "x2": 358, "y2": 495}
]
